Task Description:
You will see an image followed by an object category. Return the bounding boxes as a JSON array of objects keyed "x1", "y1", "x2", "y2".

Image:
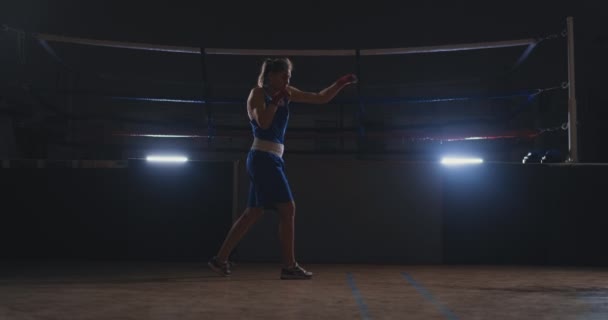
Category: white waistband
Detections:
[{"x1": 251, "y1": 138, "x2": 284, "y2": 157}]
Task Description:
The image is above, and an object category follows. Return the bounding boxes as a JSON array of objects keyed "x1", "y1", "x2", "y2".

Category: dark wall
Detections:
[
  {"x1": 443, "y1": 163, "x2": 608, "y2": 266},
  {"x1": 0, "y1": 160, "x2": 234, "y2": 261},
  {"x1": 1, "y1": 157, "x2": 607, "y2": 266}
]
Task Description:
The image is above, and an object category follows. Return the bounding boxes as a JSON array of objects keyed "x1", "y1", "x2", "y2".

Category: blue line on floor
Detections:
[
  {"x1": 347, "y1": 272, "x2": 372, "y2": 320},
  {"x1": 402, "y1": 272, "x2": 459, "y2": 320}
]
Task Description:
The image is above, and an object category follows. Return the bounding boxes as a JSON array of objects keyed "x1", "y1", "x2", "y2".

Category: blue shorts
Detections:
[{"x1": 246, "y1": 150, "x2": 294, "y2": 208}]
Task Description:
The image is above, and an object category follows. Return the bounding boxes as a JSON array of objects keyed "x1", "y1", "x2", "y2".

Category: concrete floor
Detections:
[{"x1": 1, "y1": 262, "x2": 608, "y2": 319}]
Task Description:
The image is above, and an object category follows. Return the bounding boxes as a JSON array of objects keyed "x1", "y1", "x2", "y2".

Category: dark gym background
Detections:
[{"x1": 1, "y1": 1, "x2": 607, "y2": 265}]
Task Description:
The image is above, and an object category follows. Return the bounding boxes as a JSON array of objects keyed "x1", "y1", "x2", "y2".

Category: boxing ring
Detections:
[{"x1": 2, "y1": 17, "x2": 578, "y2": 163}]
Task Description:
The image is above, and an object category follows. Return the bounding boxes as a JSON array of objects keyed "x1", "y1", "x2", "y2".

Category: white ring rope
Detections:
[{"x1": 32, "y1": 32, "x2": 537, "y2": 56}]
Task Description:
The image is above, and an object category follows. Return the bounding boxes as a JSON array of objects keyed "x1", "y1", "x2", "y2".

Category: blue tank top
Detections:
[{"x1": 250, "y1": 89, "x2": 290, "y2": 144}]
